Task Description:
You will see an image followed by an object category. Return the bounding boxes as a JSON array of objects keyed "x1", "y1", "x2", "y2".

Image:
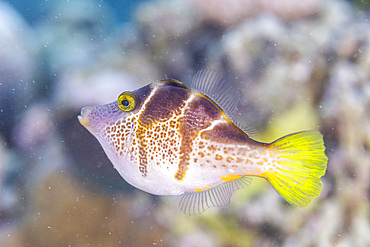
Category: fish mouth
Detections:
[{"x1": 77, "y1": 107, "x2": 90, "y2": 128}]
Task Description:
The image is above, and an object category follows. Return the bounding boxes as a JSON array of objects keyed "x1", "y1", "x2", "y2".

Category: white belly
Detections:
[{"x1": 113, "y1": 155, "x2": 229, "y2": 196}]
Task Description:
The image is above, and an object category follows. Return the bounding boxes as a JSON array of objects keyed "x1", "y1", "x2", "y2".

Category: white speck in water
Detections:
[{"x1": 228, "y1": 169, "x2": 234, "y2": 173}]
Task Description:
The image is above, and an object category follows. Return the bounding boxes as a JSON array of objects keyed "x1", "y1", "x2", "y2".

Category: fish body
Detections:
[{"x1": 78, "y1": 70, "x2": 328, "y2": 214}]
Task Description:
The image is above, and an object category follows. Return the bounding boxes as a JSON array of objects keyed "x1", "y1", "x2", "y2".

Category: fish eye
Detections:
[{"x1": 117, "y1": 91, "x2": 136, "y2": 112}]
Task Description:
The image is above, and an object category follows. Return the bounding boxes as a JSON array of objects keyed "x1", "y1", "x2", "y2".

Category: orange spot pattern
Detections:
[{"x1": 100, "y1": 87, "x2": 280, "y2": 182}]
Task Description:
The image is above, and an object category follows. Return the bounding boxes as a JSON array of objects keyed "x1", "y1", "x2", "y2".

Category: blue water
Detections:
[{"x1": 5, "y1": 0, "x2": 149, "y2": 24}]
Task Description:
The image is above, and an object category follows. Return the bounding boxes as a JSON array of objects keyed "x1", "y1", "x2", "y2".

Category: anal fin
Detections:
[{"x1": 179, "y1": 176, "x2": 252, "y2": 215}]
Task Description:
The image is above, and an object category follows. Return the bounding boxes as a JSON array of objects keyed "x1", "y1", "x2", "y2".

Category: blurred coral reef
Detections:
[{"x1": 0, "y1": 0, "x2": 369, "y2": 246}]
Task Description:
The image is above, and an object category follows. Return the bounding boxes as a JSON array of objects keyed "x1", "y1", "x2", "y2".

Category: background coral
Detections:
[{"x1": 0, "y1": 0, "x2": 369, "y2": 246}]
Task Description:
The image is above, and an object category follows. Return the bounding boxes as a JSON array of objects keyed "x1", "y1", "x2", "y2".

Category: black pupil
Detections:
[{"x1": 121, "y1": 99, "x2": 130, "y2": 107}]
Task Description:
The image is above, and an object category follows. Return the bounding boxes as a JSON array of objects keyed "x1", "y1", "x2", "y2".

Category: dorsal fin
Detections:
[
  {"x1": 179, "y1": 176, "x2": 252, "y2": 215},
  {"x1": 239, "y1": 125, "x2": 258, "y2": 137},
  {"x1": 191, "y1": 70, "x2": 241, "y2": 121}
]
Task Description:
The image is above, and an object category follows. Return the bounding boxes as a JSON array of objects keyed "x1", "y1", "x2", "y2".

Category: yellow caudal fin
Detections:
[{"x1": 267, "y1": 131, "x2": 328, "y2": 207}]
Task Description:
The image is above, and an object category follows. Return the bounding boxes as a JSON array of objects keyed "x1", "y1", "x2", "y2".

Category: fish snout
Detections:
[
  {"x1": 78, "y1": 106, "x2": 92, "y2": 128},
  {"x1": 78, "y1": 102, "x2": 122, "y2": 134}
]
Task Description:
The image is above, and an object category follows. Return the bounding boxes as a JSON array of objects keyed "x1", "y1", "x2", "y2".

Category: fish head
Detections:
[
  {"x1": 77, "y1": 79, "x2": 190, "y2": 176},
  {"x1": 77, "y1": 82, "x2": 155, "y2": 163}
]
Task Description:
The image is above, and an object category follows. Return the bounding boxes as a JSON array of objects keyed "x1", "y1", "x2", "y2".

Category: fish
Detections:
[{"x1": 78, "y1": 69, "x2": 328, "y2": 215}]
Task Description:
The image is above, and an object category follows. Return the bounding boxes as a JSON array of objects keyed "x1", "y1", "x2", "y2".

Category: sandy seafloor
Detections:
[{"x1": 0, "y1": 0, "x2": 369, "y2": 246}]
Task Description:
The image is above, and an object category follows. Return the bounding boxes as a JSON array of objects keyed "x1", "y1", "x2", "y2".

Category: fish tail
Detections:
[{"x1": 266, "y1": 131, "x2": 328, "y2": 207}]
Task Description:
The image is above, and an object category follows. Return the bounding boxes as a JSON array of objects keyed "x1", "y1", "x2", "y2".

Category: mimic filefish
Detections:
[{"x1": 78, "y1": 70, "x2": 328, "y2": 215}]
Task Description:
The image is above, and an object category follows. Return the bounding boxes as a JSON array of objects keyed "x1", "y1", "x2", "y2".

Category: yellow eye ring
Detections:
[{"x1": 117, "y1": 91, "x2": 137, "y2": 112}]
